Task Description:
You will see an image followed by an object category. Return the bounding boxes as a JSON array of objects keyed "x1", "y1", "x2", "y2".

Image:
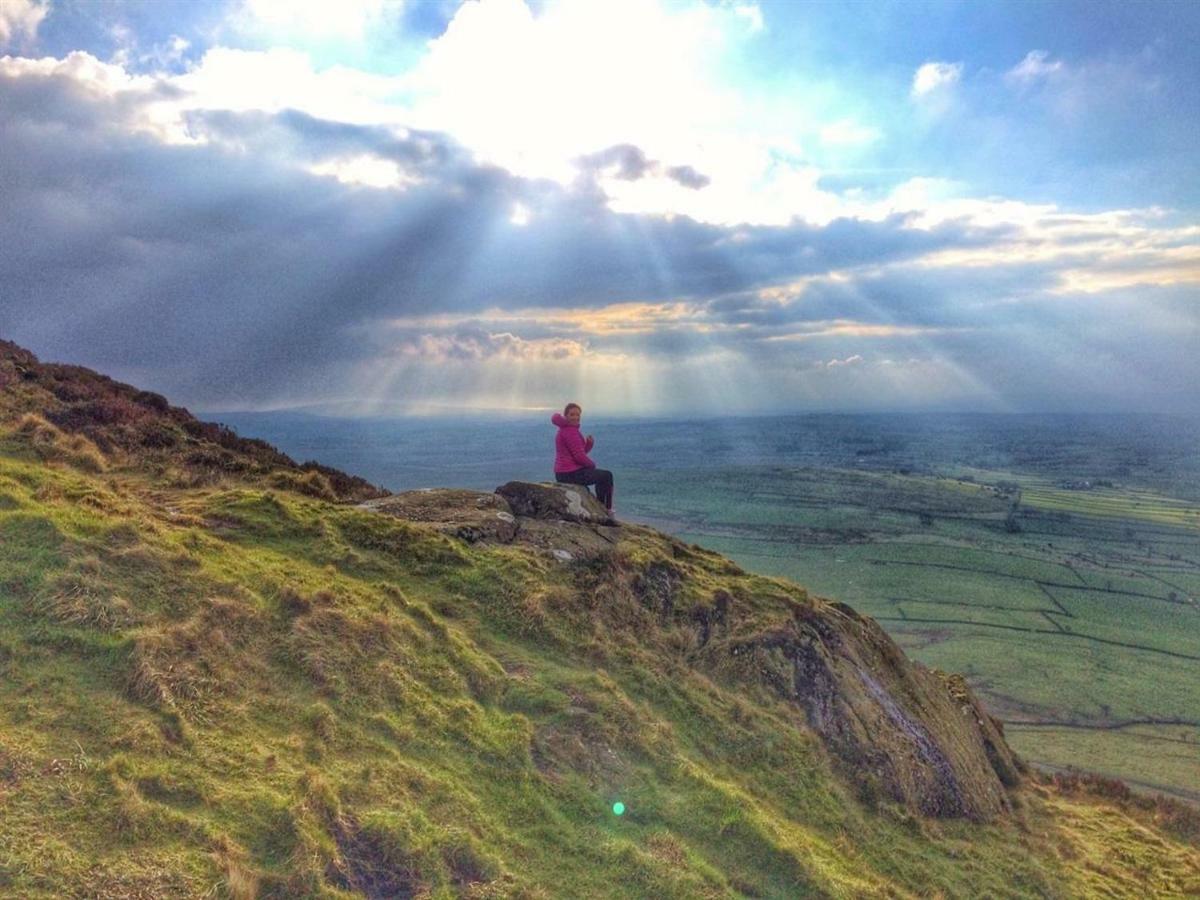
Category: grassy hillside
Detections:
[{"x1": 1, "y1": 343, "x2": 1198, "y2": 898}]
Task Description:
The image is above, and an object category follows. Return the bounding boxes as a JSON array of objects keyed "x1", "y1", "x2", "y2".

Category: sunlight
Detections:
[
  {"x1": 509, "y1": 203, "x2": 531, "y2": 226},
  {"x1": 307, "y1": 154, "x2": 414, "y2": 189}
]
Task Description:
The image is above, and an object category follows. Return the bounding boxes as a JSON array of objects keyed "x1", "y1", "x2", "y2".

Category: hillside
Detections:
[{"x1": 0, "y1": 340, "x2": 1198, "y2": 898}]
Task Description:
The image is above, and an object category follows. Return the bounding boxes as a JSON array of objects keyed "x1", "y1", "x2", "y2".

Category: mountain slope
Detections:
[{"x1": 1, "y1": 341, "x2": 1197, "y2": 898}]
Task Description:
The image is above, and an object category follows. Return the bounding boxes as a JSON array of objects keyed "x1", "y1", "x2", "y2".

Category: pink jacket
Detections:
[{"x1": 552, "y1": 413, "x2": 595, "y2": 473}]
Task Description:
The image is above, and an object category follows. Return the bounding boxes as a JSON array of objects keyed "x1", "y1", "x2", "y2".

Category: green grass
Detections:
[
  {"x1": 2, "y1": 442, "x2": 1199, "y2": 897},
  {"x1": 1006, "y1": 724, "x2": 1200, "y2": 804}
]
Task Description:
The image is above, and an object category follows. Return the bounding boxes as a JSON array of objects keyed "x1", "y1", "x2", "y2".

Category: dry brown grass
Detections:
[
  {"x1": 212, "y1": 834, "x2": 260, "y2": 900},
  {"x1": 126, "y1": 596, "x2": 268, "y2": 717},
  {"x1": 285, "y1": 590, "x2": 405, "y2": 697},
  {"x1": 15, "y1": 413, "x2": 108, "y2": 472},
  {"x1": 268, "y1": 468, "x2": 338, "y2": 502},
  {"x1": 42, "y1": 577, "x2": 137, "y2": 631},
  {"x1": 1042, "y1": 769, "x2": 1200, "y2": 845}
]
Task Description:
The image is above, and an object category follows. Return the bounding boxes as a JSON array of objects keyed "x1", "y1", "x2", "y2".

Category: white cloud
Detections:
[
  {"x1": 236, "y1": 0, "x2": 398, "y2": 43},
  {"x1": 911, "y1": 60, "x2": 962, "y2": 97},
  {"x1": 405, "y1": 0, "x2": 737, "y2": 184},
  {"x1": 0, "y1": 0, "x2": 48, "y2": 47},
  {"x1": 0, "y1": 2, "x2": 971, "y2": 229},
  {"x1": 1006, "y1": 50, "x2": 1063, "y2": 84},
  {"x1": 509, "y1": 202, "x2": 532, "y2": 226},
  {"x1": 732, "y1": 3, "x2": 764, "y2": 33},
  {"x1": 394, "y1": 330, "x2": 589, "y2": 362},
  {"x1": 819, "y1": 117, "x2": 881, "y2": 146},
  {"x1": 174, "y1": 47, "x2": 403, "y2": 125},
  {"x1": 307, "y1": 154, "x2": 415, "y2": 189},
  {"x1": 826, "y1": 354, "x2": 863, "y2": 367},
  {"x1": 5, "y1": 0, "x2": 1191, "y2": 249},
  {"x1": 0, "y1": 50, "x2": 153, "y2": 95}
]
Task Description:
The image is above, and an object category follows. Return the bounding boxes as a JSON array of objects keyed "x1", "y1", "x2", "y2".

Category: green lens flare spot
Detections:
[{"x1": 612, "y1": 802, "x2": 625, "y2": 816}]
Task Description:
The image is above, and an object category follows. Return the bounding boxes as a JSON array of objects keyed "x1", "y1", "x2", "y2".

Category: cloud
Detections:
[
  {"x1": 386, "y1": 328, "x2": 588, "y2": 362},
  {"x1": 1006, "y1": 50, "x2": 1064, "y2": 85},
  {"x1": 0, "y1": 0, "x2": 47, "y2": 47},
  {"x1": 826, "y1": 354, "x2": 863, "y2": 367},
  {"x1": 1, "y1": 42, "x2": 1197, "y2": 416},
  {"x1": 666, "y1": 164, "x2": 711, "y2": 190},
  {"x1": 819, "y1": 118, "x2": 881, "y2": 147},
  {"x1": 235, "y1": 0, "x2": 400, "y2": 43},
  {"x1": 576, "y1": 143, "x2": 654, "y2": 181},
  {"x1": 403, "y1": 0, "x2": 751, "y2": 189},
  {"x1": 576, "y1": 143, "x2": 711, "y2": 190},
  {"x1": 911, "y1": 61, "x2": 962, "y2": 97},
  {"x1": 732, "y1": 3, "x2": 764, "y2": 33},
  {"x1": 1, "y1": 63, "x2": 989, "y2": 408}
]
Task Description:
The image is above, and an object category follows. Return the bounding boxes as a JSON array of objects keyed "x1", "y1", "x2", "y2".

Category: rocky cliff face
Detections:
[
  {"x1": 707, "y1": 599, "x2": 1021, "y2": 820},
  {"x1": 366, "y1": 481, "x2": 1024, "y2": 823}
]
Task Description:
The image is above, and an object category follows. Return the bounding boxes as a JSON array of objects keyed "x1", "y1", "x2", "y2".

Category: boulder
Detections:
[
  {"x1": 359, "y1": 484, "x2": 621, "y2": 559},
  {"x1": 495, "y1": 481, "x2": 614, "y2": 525}
]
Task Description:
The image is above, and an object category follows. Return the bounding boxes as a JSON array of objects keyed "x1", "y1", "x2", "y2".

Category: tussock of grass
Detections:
[
  {"x1": 15, "y1": 413, "x2": 108, "y2": 473},
  {"x1": 126, "y1": 595, "x2": 270, "y2": 717},
  {"x1": 40, "y1": 573, "x2": 137, "y2": 631},
  {"x1": 268, "y1": 467, "x2": 338, "y2": 502}
]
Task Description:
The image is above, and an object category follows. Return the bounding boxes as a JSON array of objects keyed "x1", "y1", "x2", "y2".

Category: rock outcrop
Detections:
[
  {"x1": 495, "y1": 480, "x2": 615, "y2": 525},
  {"x1": 359, "y1": 489, "x2": 519, "y2": 544},
  {"x1": 706, "y1": 599, "x2": 1021, "y2": 820},
  {"x1": 362, "y1": 482, "x2": 621, "y2": 561}
]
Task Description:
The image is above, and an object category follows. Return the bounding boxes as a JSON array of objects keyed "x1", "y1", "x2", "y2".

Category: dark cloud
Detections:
[
  {"x1": 576, "y1": 143, "x2": 710, "y2": 190},
  {"x1": 665, "y1": 164, "x2": 710, "y2": 190},
  {"x1": 2, "y1": 65, "x2": 1194, "y2": 414},
  {"x1": 187, "y1": 108, "x2": 464, "y2": 172},
  {"x1": 576, "y1": 143, "x2": 653, "y2": 181}
]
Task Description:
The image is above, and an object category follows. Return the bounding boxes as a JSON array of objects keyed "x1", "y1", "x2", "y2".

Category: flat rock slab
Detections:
[
  {"x1": 358, "y1": 488, "x2": 518, "y2": 543},
  {"x1": 507, "y1": 516, "x2": 619, "y2": 559},
  {"x1": 358, "y1": 483, "x2": 619, "y2": 558},
  {"x1": 496, "y1": 481, "x2": 614, "y2": 525}
]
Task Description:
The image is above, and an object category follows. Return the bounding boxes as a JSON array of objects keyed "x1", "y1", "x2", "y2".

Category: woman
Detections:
[{"x1": 551, "y1": 402, "x2": 615, "y2": 515}]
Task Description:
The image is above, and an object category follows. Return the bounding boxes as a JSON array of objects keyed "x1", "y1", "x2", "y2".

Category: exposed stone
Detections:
[
  {"x1": 634, "y1": 561, "x2": 682, "y2": 622},
  {"x1": 361, "y1": 484, "x2": 621, "y2": 560},
  {"x1": 495, "y1": 481, "x2": 614, "y2": 525},
  {"x1": 504, "y1": 516, "x2": 619, "y2": 561},
  {"x1": 707, "y1": 599, "x2": 1017, "y2": 821},
  {"x1": 358, "y1": 489, "x2": 519, "y2": 543}
]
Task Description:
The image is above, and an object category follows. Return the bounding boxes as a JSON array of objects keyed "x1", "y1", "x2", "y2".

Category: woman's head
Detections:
[{"x1": 564, "y1": 402, "x2": 582, "y2": 426}]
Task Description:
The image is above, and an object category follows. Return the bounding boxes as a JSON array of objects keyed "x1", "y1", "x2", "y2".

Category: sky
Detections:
[{"x1": 1, "y1": 0, "x2": 1197, "y2": 417}]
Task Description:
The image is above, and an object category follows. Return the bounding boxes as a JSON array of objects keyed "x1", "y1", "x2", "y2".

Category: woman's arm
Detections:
[{"x1": 565, "y1": 429, "x2": 595, "y2": 468}]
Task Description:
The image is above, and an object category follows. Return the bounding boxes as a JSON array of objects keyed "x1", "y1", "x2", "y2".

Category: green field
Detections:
[{"x1": 622, "y1": 466, "x2": 1200, "y2": 803}]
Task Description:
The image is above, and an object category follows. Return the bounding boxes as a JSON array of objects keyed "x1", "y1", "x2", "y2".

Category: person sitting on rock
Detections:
[{"x1": 551, "y1": 402, "x2": 615, "y2": 515}]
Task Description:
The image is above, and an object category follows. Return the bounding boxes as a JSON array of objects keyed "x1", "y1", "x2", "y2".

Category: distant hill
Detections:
[{"x1": 0, "y1": 338, "x2": 1196, "y2": 897}]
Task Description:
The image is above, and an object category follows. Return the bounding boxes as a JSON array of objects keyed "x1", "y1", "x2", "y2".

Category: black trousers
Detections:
[{"x1": 555, "y1": 467, "x2": 614, "y2": 510}]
